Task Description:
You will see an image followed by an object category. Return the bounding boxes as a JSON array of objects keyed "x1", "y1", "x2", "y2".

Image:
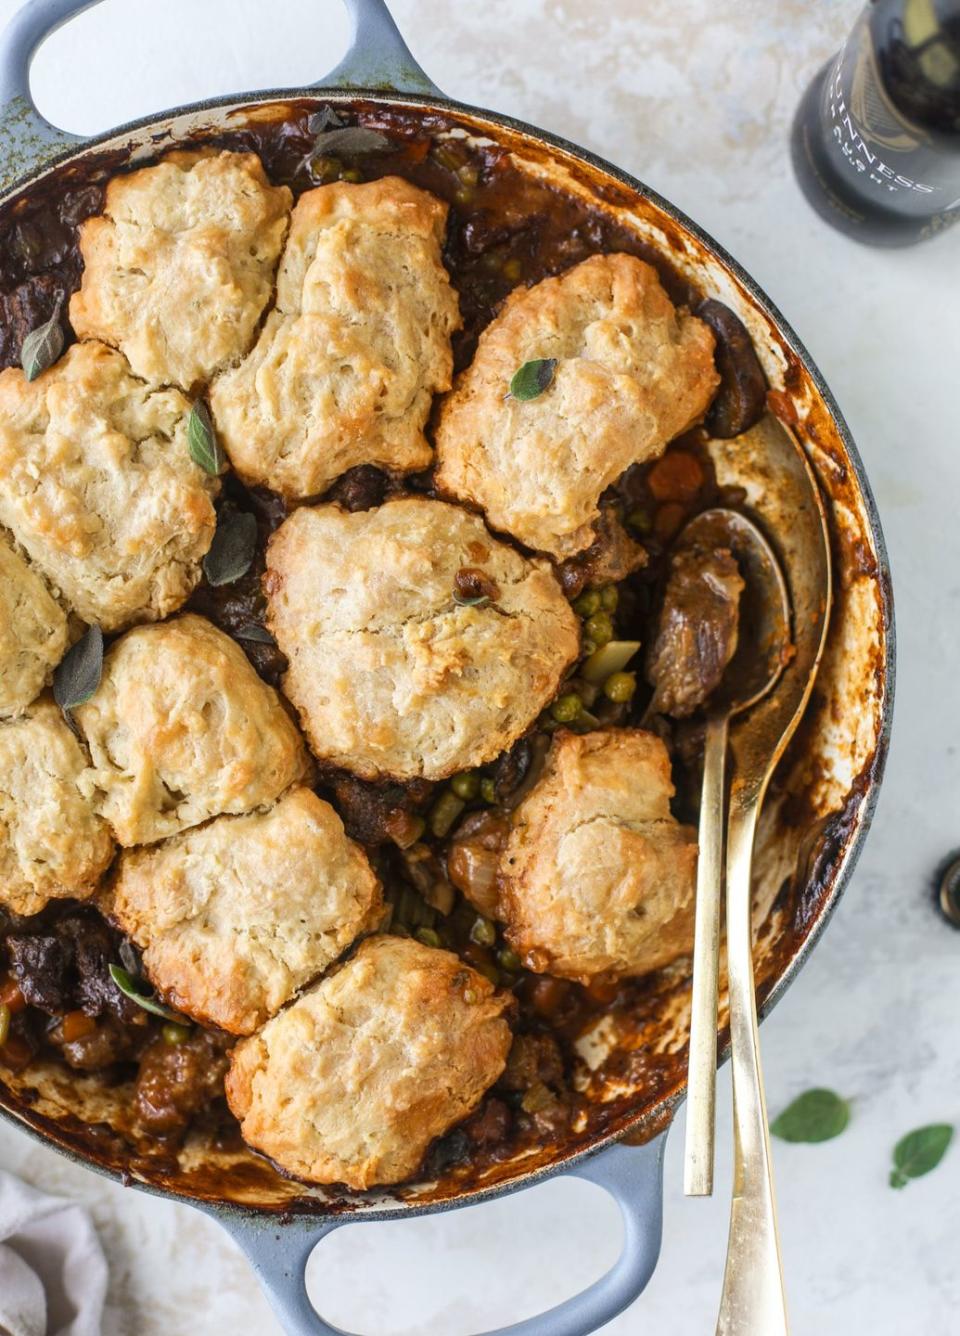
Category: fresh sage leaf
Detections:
[
  {"x1": 21, "y1": 297, "x2": 65, "y2": 382},
  {"x1": 508, "y1": 358, "x2": 558, "y2": 402},
  {"x1": 307, "y1": 105, "x2": 344, "y2": 135},
  {"x1": 53, "y1": 624, "x2": 103, "y2": 714},
  {"x1": 187, "y1": 401, "x2": 226, "y2": 476},
  {"x1": 889, "y1": 1123, "x2": 953, "y2": 1189},
  {"x1": 770, "y1": 1088, "x2": 850, "y2": 1144},
  {"x1": 108, "y1": 964, "x2": 186, "y2": 1023},
  {"x1": 453, "y1": 593, "x2": 490, "y2": 609},
  {"x1": 311, "y1": 125, "x2": 392, "y2": 156},
  {"x1": 203, "y1": 511, "x2": 257, "y2": 587},
  {"x1": 118, "y1": 939, "x2": 142, "y2": 978},
  {"x1": 233, "y1": 623, "x2": 276, "y2": 645}
]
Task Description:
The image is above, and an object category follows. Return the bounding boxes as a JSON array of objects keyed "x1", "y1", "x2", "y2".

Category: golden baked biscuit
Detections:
[
  {"x1": 103, "y1": 787, "x2": 382, "y2": 1035},
  {"x1": 0, "y1": 342, "x2": 217, "y2": 632},
  {"x1": 211, "y1": 177, "x2": 460, "y2": 498},
  {"x1": 435, "y1": 253, "x2": 719, "y2": 558},
  {"x1": 498, "y1": 729, "x2": 698, "y2": 982},
  {"x1": 75, "y1": 614, "x2": 310, "y2": 846},
  {"x1": 0, "y1": 533, "x2": 68, "y2": 719},
  {"x1": 265, "y1": 497, "x2": 579, "y2": 781},
  {"x1": 225, "y1": 935, "x2": 512, "y2": 1188},
  {"x1": 70, "y1": 150, "x2": 292, "y2": 389},
  {"x1": 0, "y1": 699, "x2": 115, "y2": 916}
]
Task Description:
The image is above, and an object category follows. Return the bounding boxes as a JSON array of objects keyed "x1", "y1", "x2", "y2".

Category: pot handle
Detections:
[
  {"x1": 0, "y1": 0, "x2": 96, "y2": 189},
  {"x1": 211, "y1": 1132, "x2": 666, "y2": 1336},
  {"x1": 313, "y1": 0, "x2": 443, "y2": 97}
]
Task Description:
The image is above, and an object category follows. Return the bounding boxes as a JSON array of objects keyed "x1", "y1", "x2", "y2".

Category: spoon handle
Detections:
[
  {"x1": 716, "y1": 789, "x2": 789, "y2": 1336},
  {"x1": 683, "y1": 710, "x2": 729, "y2": 1196}
]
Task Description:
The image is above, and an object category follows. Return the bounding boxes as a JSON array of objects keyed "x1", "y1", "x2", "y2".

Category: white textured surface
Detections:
[{"x1": 1, "y1": 1, "x2": 959, "y2": 1332}]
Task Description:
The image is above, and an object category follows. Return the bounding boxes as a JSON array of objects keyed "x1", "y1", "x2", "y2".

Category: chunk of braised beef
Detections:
[
  {"x1": 7, "y1": 934, "x2": 72, "y2": 1014},
  {"x1": 500, "y1": 1032, "x2": 565, "y2": 1092},
  {"x1": 332, "y1": 774, "x2": 433, "y2": 847},
  {"x1": 425, "y1": 1126, "x2": 471, "y2": 1176},
  {"x1": 55, "y1": 913, "x2": 142, "y2": 1022},
  {"x1": 462, "y1": 1097, "x2": 512, "y2": 1148},
  {"x1": 134, "y1": 1030, "x2": 231, "y2": 1137},
  {"x1": 556, "y1": 503, "x2": 648, "y2": 598},
  {"x1": 327, "y1": 464, "x2": 389, "y2": 512},
  {"x1": 56, "y1": 1018, "x2": 141, "y2": 1072},
  {"x1": 0, "y1": 275, "x2": 68, "y2": 372},
  {"x1": 695, "y1": 299, "x2": 767, "y2": 439},
  {"x1": 646, "y1": 543, "x2": 744, "y2": 718}
]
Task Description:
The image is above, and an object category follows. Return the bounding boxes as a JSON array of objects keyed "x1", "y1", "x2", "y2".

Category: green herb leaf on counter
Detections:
[
  {"x1": 233, "y1": 623, "x2": 277, "y2": 645},
  {"x1": 770, "y1": 1088, "x2": 850, "y2": 1143},
  {"x1": 311, "y1": 126, "x2": 392, "y2": 156},
  {"x1": 187, "y1": 401, "x2": 225, "y2": 476},
  {"x1": 889, "y1": 1123, "x2": 953, "y2": 1189},
  {"x1": 53, "y1": 624, "x2": 103, "y2": 714},
  {"x1": 21, "y1": 297, "x2": 64, "y2": 381},
  {"x1": 508, "y1": 358, "x2": 558, "y2": 402},
  {"x1": 108, "y1": 964, "x2": 186, "y2": 1023},
  {"x1": 202, "y1": 511, "x2": 257, "y2": 587}
]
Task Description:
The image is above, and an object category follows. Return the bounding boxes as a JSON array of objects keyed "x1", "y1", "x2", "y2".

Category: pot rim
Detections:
[{"x1": 0, "y1": 83, "x2": 895, "y2": 1222}]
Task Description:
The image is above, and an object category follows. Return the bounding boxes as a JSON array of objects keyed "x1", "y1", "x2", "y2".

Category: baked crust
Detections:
[
  {"x1": 0, "y1": 342, "x2": 217, "y2": 631},
  {"x1": 0, "y1": 533, "x2": 68, "y2": 719},
  {"x1": 264, "y1": 497, "x2": 580, "y2": 781},
  {"x1": 225, "y1": 934, "x2": 512, "y2": 1188},
  {"x1": 74, "y1": 614, "x2": 311, "y2": 846},
  {"x1": 498, "y1": 728, "x2": 698, "y2": 981},
  {"x1": 435, "y1": 253, "x2": 719, "y2": 558},
  {"x1": 70, "y1": 150, "x2": 292, "y2": 390},
  {"x1": 103, "y1": 787, "x2": 382, "y2": 1035},
  {"x1": 0, "y1": 699, "x2": 115, "y2": 916},
  {"x1": 211, "y1": 177, "x2": 460, "y2": 498}
]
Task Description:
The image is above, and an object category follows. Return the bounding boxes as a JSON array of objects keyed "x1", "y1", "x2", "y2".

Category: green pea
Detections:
[
  {"x1": 604, "y1": 671, "x2": 637, "y2": 703},
  {"x1": 502, "y1": 257, "x2": 523, "y2": 282},
  {"x1": 627, "y1": 506, "x2": 652, "y2": 534},
  {"x1": 454, "y1": 186, "x2": 474, "y2": 206},
  {"x1": 551, "y1": 692, "x2": 582, "y2": 723},
  {"x1": 341, "y1": 168, "x2": 363, "y2": 183},
  {"x1": 470, "y1": 916, "x2": 497, "y2": 947},
  {"x1": 429, "y1": 791, "x2": 466, "y2": 838},
  {"x1": 415, "y1": 927, "x2": 442, "y2": 949},
  {"x1": 458, "y1": 163, "x2": 479, "y2": 188},
  {"x1": 573, "y1": 589, "x2": 601, "y2": 617},
  {"x1": 474, "y1": 959, "x2": 501, "y2": 986},
  {"x1": 451, "y1": 771, "x2": 480, "y2": 801},
  {"x1": 584, "y1": 611, "x2": 614, "y2": 647},
  {"x1": 600, "y1": 585, "x2": 619, "y2": 612},
  {"x1": 580, "y1": 638, "x2": 597, "y2": 657},
  {"x1": 480, "y1": 777, "x2": 497, "y2": 804},
  {"x1": 497, "y1": 946, "x2": 522, "y2": 972},
  {"x1": 162, "y1": 1021, "x2": 191, "y2": 1046}
]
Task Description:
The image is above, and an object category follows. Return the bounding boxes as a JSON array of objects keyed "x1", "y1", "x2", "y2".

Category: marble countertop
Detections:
[{"x1": 1, "y1": 1, "x2": 958, "y2": 1332}]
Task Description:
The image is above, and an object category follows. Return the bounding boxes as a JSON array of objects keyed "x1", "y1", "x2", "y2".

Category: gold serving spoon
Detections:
[
  {"x1": 677, "y1": 414, "x2": 832, "y2": 1336},
  {"x1": 682, "y1": 507, "x2": 792, "y2": 1199}
]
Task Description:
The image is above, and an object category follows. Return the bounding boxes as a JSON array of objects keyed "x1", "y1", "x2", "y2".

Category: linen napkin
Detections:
[{"x1": 0, "y1": 1170, "x2": 107, "y2": 1336}]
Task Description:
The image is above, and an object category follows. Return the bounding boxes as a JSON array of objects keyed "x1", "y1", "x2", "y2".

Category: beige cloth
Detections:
[{"x1": 0, "y1": 1171, "x2": 107, "y2": 1336}]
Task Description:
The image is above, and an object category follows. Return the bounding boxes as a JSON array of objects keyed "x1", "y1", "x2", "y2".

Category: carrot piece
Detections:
[
  {"x1": 647, "y1": 450, "x2": 704, "y2": 503},
  {"x1": 0, "y1": 976, "x2": 26, "y2": 1014},
  {"x1": 61, "y1": 1010, "x2": 97, "y2": 1043},
  {"x1": 653, "y1": 502, "x2": 688, "y2": 543}
]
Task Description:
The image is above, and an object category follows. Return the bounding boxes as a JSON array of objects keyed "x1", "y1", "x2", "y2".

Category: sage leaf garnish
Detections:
[
  {"x1": 21, "y1": 296, "x2": 65, "y2": 381},
  {"x1": 889, "y1": 1123, "x2": 953, "y2": 1189},
  {"x1": 233, "y1": 623, "x2": 276, "y2": 645},
  {"x1": 203, "y1": 510, "x2": 257, "y2": 587},
  {"x1": 307, "y1": 105, "x2": 344, "y2": 135},
  {"x1": 453, "y1": 593, "x2": 490, "y2": 609},
  {"x1": 311, "y1": 126, "x2": 392, "y2": 156},
  {"x1": 187, "y1": 401, "x2": 225, "y2": 476},
  {"x1": 770, "y1": 1088, "x2": 850, "y2": 1143},
  {"x1": 53, "y1": 624, "x2": 103, "y2": 714},
  {"x1": 108, "y1": 964, "x2": 186, "y2": 1023},
  {"x1": 508, "y1": 358, "x2": 558, "y2": 402}
]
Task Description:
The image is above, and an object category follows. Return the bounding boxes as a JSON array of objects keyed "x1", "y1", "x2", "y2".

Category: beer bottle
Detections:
[{"x1": 791, "y1": 0, "x2": 960, "y2": 245}]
